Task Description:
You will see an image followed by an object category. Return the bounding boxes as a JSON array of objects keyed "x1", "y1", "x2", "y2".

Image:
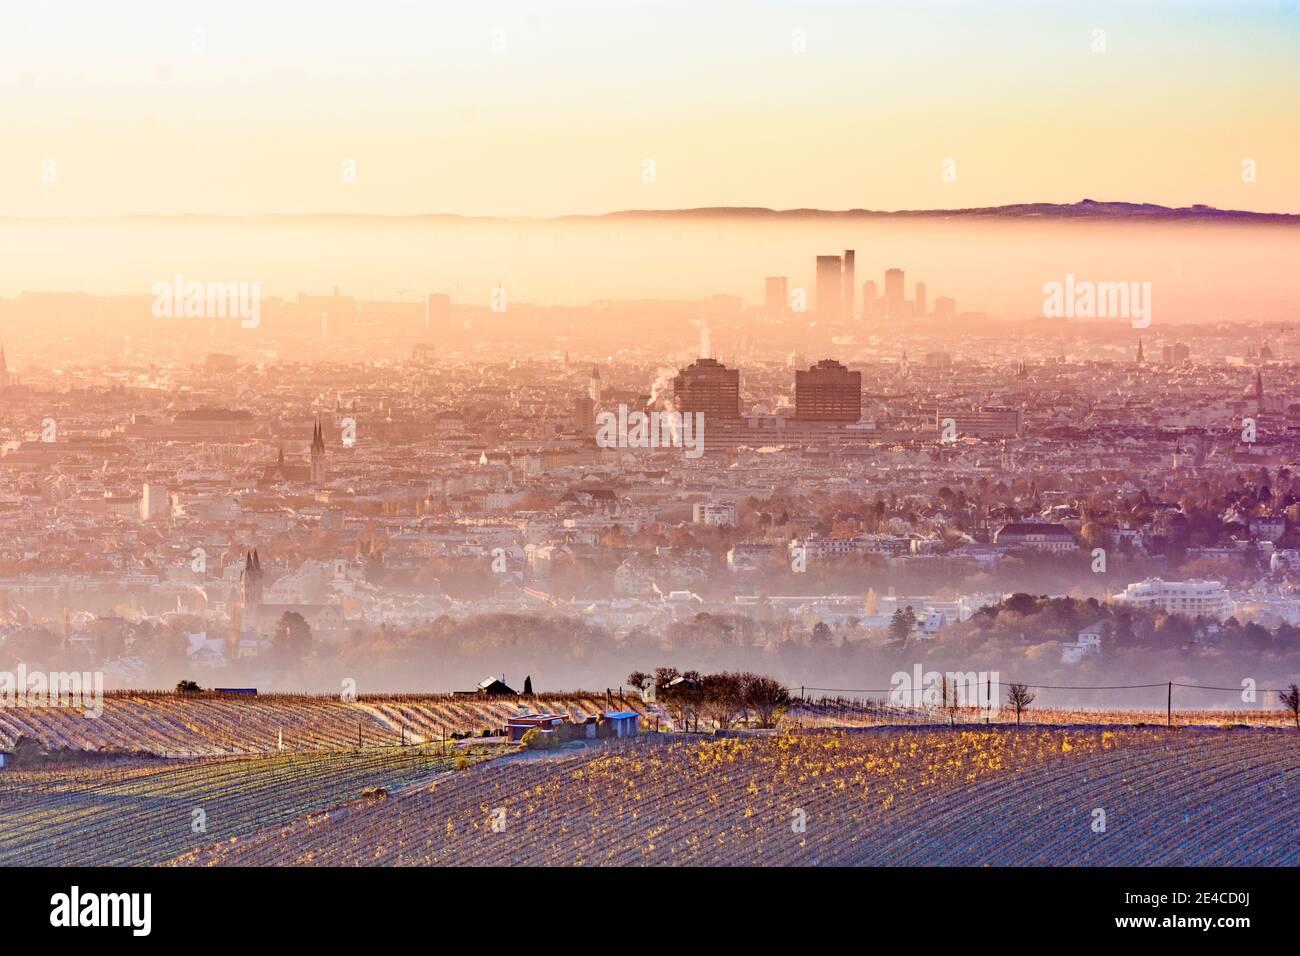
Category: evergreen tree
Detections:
[{"x1": 888, "y1": 606, "x2": 915, "y2": 648}]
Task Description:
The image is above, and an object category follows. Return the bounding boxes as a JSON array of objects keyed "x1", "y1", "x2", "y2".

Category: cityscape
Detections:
[
  {"x1": 1, "y1": 0, "x2": 1296, "y2": 918},
  {"x1": 3, "y1": 255, "x2": 1300, "y2": 700}
]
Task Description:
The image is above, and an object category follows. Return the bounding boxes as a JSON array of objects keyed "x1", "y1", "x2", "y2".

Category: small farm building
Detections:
[
  {"x1": 603, "y1": 712, "x2": 640, "y2": 738},
  {"x1": 507, "y1": 714, "x2": 566, "y2": 742},
  {"x1": 478, "y1": 676, "x2": 517, "y2": 697}
]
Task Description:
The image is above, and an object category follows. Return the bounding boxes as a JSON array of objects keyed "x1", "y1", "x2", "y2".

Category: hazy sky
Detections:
[{"x1": 3, "y1": 0, "x2": 1299, "y2": 217}]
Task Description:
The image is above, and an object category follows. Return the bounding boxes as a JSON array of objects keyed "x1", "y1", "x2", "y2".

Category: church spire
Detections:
[{"x1": 310, "y1": 419, "x2": 326, "y2": 484}]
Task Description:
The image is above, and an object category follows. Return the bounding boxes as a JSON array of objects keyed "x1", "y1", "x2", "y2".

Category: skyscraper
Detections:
[
  {"x1": 673, "y1": 358, "x2": 741, "y2": 420},
  {"x1": 815, "y1": 255, "x2": 842, "y2": 320},
  {"x1": 572, "y1": 394, "x2": 595, "y2": 438},
  {"x1": 861, "y1": 281, "x2": 878, "y2": 318},
  {"x1": 764, "y1": 277, "x2": 788, "y2": 319},
  {"x1": 841, "y1": 250, "x2": 855, "y2": 319},
  {"x1": 425, "y1": 293, "x2": 451, "y2": 330},
  {"x1": 883, "y1": 268, "x2": 905, "y2": 318},
  {"x1": 794, "y1": 359, "x2": 862, "y2": 421},
  {"x1": 934, "y1": 296, "x2": 956, "y2": 323},
  {"x1": 915, "y1": 282, "x2": 927, "y2": 317}
]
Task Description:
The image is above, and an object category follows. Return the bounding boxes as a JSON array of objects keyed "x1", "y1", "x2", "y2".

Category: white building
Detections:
[
  {"x1": 1061, "y1": 623, "x2": 1103, "y2": 664},
  {"x1": 140, "y1": 483, "x2": 171, "y2": 521},
  {"x1": 692, "y1": 501, "x2": 737, "y2": 527},
  {"x1": 1112, "y1": 578, "x2": 1229, "y2": 619}
]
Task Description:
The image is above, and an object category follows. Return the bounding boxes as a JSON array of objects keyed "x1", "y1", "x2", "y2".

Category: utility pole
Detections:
[{"x1": 1167, "y1": 681, "x2": 1172, "y2": 727}]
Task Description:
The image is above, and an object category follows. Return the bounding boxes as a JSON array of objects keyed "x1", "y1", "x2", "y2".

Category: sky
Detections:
[{"x1": 2, "y1": 0, "x2": 1299, "y2": 218}]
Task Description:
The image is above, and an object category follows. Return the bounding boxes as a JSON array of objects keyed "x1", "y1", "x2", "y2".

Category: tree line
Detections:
[{"x1": 626, "y1": 667, "x2": 791, "y2": 731}]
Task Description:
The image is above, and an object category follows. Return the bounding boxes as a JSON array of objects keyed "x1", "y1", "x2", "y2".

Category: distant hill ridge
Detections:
[{"x1": 9, "y1": 199, "x2": 1298, "y2": 225}]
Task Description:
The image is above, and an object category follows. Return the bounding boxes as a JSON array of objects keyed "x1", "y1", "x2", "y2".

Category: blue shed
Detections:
[{"x1": 603, "y1": 711, "x2": 640, "y2": 738}]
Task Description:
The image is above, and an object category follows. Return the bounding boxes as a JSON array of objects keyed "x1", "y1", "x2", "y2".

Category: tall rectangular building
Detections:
[
  {"x1": 425, "y1": 293, "x2": 450, "y2": 330},
  {"x1": 673, "y1": 358, "x2": 741, "y2": 420},
  {"x1": 883, "y1": 268, "x2": 905, "y2": 317},
  {"x1": 861, "y1": 281, "x2": 878, "y2": 317},
  {"x1": 915, "y1": 282, "x2": 927, "y2": 317},
  {"x1": 934, "y1": 296, "x2": 956, "y2": 323},
  {"x1": 794, "y1": 359, "x2": 862, "y2": 422},
  {"x1": 815, "y1": 255, "x2": 842, "y2": 320},
  {"x1": 572, "y1": 394, "x2": 595, "y2": 438},
  {"x1": 764, "y1": 276, "x2": 788, "y2": 319},
  {"x1": 841, "y1": 250, "x2": 855, "y2": 319}
]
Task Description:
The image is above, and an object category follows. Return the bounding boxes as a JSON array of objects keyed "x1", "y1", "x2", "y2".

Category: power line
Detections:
[{"x1": 795, "y1": 680, "x2": 1296, "y2": 695}]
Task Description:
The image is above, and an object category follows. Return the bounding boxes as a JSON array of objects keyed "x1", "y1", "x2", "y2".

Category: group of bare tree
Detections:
[{"x1": 627, "y1": 668, "x2": 792, "y2": 731}]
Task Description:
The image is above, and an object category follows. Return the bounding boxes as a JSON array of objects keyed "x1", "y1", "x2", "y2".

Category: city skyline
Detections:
[{"x1": 4, "y1": 0, "x2": 1298, "y2": 892}]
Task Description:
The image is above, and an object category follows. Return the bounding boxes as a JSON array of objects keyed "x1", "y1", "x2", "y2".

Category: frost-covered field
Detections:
[
  {"x1": 0, "y1": 692, "x2": 646, "y2": 757},
  {"x1": 0, "y1": 746, "x2": 498, "y2": 866},
  {"x1": 168, "y1": 726, "x2": 1300, "y2": 867}
]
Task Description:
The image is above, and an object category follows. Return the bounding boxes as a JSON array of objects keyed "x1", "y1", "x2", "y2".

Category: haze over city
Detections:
[{"x1": 1, "y1": 0, "x2": 1298, "y2": 896}]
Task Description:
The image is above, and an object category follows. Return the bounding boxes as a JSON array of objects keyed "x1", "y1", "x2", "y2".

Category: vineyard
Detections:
[
  {"x1": 792, "y1": 697, "x2": 1300, "y2": 729},
  {"x1": 0, "y1": 691, "x2": 650, "y2": 757},
  {"x1": 167, "y1": 726, "x2": 1300, "y2": 866},
  {"x1": 2, "y1": 689, "x2": 1292, "y2": 761},
  {"x1": 0, "y1": 745, "x2": 499, "y2": 866}
]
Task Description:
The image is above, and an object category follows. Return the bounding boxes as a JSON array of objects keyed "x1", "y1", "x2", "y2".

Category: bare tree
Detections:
[
  {"x1": 743, "y1": 673, "x2": 791, "y2": 729},
  {"x1": 1006, "y1": 683, "x2": 1036, "y2": 726},
  {"x1": 1280, "y1": 684, "x2": 1300, "y2": 730},
  {"x1": 659, "y1": 671, "x2": 702, "y2": 732},
  {"x1": 699, "y1": 672, "x2": 746, "y2": 730},
  {"x1": 626, "y1": 671, "x2": 652, "y2": 694}
]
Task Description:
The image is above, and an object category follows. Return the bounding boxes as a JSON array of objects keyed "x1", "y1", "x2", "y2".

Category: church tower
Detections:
[
  {"x1": 239, "y1": 549, "x2": 264, "y2": 612},
  {"x1": 310, "y1": 419, "x2": 326, "y2": 484}
]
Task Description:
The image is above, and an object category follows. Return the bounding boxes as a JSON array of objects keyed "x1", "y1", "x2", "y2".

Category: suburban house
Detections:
[{"x1": 1061, "y1": 622, "x2": 1104, "y2": 664}]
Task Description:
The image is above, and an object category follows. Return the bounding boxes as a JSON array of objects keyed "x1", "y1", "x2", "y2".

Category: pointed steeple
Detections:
[
  {"x1": 1136, "y1": 338, "x2": 1144, "y2": 364},
  {"x1": 310, "y1": 418, "x2": 326, "y2": 484},
  {"x1": 1255, "y1": 369, "x2": 1264, "y2": 402}
]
